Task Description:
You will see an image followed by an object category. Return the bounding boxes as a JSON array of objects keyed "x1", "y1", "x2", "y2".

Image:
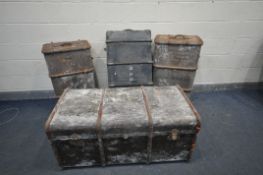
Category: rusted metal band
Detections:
[
  {"x1": 49, "y1": 67, "x2": 95, "y2": 78},
  {"x1": 153, "y1": 64, "x2": 197, "y2": 71},
  {"x1": 96, "y1": 89, "x2": 106, "y2": 166},
  {"x1": 44, "y1": 88, "x2": 69, "y2": 138},
  {"x1": 176, "y1": 85, "x2": 201, "y2": 133},
  {"x1": 140, "y1": 86, "x2": 153, "y2": 164}
]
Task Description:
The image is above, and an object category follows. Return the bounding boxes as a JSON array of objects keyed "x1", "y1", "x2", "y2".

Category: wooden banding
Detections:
[
  {"x1": 140, "y1": 86, "x2": 153, "y2": 163},
  {"x1": 96, "y1": 89, "x2": 106, "y2": 166}
]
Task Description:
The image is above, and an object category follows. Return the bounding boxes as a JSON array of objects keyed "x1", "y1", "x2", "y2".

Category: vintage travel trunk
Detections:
[
  {"x1": 153, "y1": 35, "x2": 203, "y2": 92},
  {"x1": 106, "y1": 29, "x2": 153, "y2": 87},
  {"x1": 42, "y1": 40, "x2": 96, "y2": 96},
  {"x1": 45, "y1": 86, "x2": 201, "y2": 168}
]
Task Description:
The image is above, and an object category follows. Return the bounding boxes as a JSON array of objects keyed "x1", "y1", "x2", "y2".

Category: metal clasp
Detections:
[{"x1": 170, "y1": 129, "x2": 179, "y2": 141}]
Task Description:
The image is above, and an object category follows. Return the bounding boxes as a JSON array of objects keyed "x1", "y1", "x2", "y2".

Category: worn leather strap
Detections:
[
  {"x1": 96, "y1": 89, "x2": 106, "y2": 166},
  {"x1": 141, "y1": 86, "x2": 153, "y2": 164}
]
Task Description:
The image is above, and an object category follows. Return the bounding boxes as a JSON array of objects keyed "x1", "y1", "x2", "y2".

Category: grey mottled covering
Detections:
[
  {"x1": 49, "y1": 89, "x2": 103, "y2": 139},
  {"x1": 144, "y1": 86, "x2": 197, "y2": 130},
  {"x1": 154, "y1": 45, "x2": 201, "y2": 68},
  {"x1": 49, "y1": 86, "x2": 196, "y2": 138},
  {"x1": 102, "y1": 88, "x2": 148, "y2": 137},
  {"x1": 153, "y1": 69, "x2": 196, "y2": 90},
  {"x1": 51, "y1": 72, "x2": 96, "y2": 96}
]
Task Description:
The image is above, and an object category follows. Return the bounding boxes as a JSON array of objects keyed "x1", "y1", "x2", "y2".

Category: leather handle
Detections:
[{"x1": 174, "y1": 35, "x2": 186, "y2": 39}]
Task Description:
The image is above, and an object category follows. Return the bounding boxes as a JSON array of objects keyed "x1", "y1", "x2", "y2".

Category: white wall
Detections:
[{"x1": 0, "y1": 0, "x2": 263, "y2": 91}]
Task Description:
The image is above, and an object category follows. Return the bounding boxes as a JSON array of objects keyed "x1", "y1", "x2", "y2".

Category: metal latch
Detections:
[{"x1": 169, "y1": 129, "x2": 179, "y2": 141}]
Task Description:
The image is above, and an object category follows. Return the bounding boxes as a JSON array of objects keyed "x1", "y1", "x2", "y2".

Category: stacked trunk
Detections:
[
  {"x1": 42, "y1": 40, "x2": 96, "y2": 96},
  {"x1": 106, "y1": 29, "x2": 153, "y2": 87},
  {"x1": 153, "y1": 35, "x2": 203, "y2": 93}
]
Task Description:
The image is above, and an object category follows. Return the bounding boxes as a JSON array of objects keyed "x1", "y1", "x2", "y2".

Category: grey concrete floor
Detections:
[{"x1": 0, "y1": 89, "x2": 263, "y2": 175}]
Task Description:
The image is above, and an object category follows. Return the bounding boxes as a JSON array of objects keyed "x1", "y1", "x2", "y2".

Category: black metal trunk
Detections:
[
  {"x1": 107, "y1": 42, "x2": 152, "y2": 64},
  {"x1": 107, "y1": 64, "x2": 153, "y2": 87},
  {"x1": 45, "y1": 86, "x2": 201, "y2": 168},
  {"x1": 106, "y1": 29, "x2": 153, "y2": 87},
  {"x1": 153, "y1": 35, "x2": 203, "y2": 92},
  {"x1": 42, "y1": 40, "x2": 96, "y2": 96}
]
